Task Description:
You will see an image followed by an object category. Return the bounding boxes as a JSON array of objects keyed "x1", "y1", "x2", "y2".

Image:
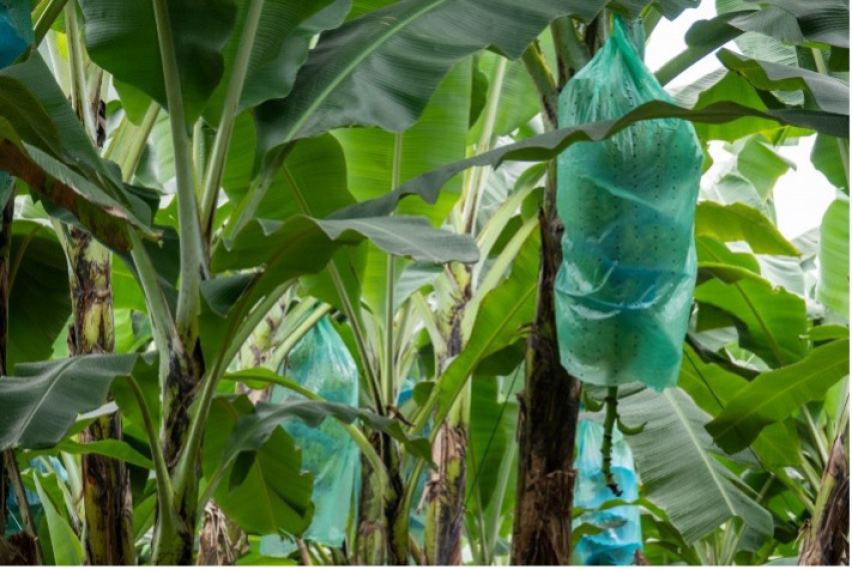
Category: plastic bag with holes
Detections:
[
  {"x1": 554, "y1": 17, "x2": 703, "y2": 390},
  {"x1": 572, "y1": 419, "x2": 642, "y2": 565},
  {"x1": 270, "y1": 316, "x2": 359, "y2": 546}
]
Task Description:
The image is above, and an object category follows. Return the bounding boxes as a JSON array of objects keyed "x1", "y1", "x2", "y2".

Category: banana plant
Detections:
[
  {"x1": 0, "y1": 0, "x2": 616, "y2": 564},
  {"x1": 0, "y1": 0, "x2": 848, "y2": 565}
]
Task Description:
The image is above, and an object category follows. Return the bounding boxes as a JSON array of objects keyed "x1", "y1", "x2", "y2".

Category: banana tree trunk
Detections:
[
  {"x1": 424, "y1": 398, "x2": 467, "y2": 565},
  {"x1": 356, "y1": 431, "x2": 408, "y2": 565},
  {"x1": 357, "y1": 433, "x2": 386, "y2": 565},
  {"x1": 153, "y1": 344, "x2": 204, "y2": 564},
  {"x1": 510, "y1": 20, "x2": 601, "y2": 564},
  {"x1": 799, "y1": 418, "x2": 849, "y2": 565},
  {"x1": 0, "y1": 455, "x2": 5, "y2": 537},
  {"x1": 510, "y1": 168, "x2": 582, "y2": 566},
  {"x1": 0, "y1": 184, "x2": 11, "y2": 535},
  {"x1": 384, "y1": 438, "x2": 408, "y2": 565},
  {"x1": 196, "y1": 500, "x2": 248, "y2": 565},
  {"x1": 65, "y1": 227, "x2": 136, "y2": 564},
  {"x1": 424, "y1": 298, "x2": 468, "y2": 565},
  {"x1": 62, "y1": 67, "x2": 135, "y2": 561}
]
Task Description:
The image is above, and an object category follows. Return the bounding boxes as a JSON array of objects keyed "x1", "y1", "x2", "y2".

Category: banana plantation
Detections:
[{"x1": 0, "y1": 0, "x2": 848, "y2": 566}]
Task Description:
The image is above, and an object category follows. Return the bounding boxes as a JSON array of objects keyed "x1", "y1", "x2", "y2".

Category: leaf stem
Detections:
[
  {"x1": 33, "y1": 0, "x2": 68, "y2": 47},
  {"x1": 802, "y1": 406, "x2": 829, "y2": 468},
  {"x1": 521, "y1": 42, "x2": 558, "y2": 129},
  {"x1": 119, "y1": 105, "x2": 161, "y2": 180},
  {"x1": 268, "y1": 302, "x2": 331, "y2": 366},
  {"x1": 3, "y1": 450, "x2": 44, "y2": 564},
  {"x1": 225, "y1": 144, "x2": 294, "y2": 240},
  {"x1": 125, "y1": 376, "x2": 173, "y2": 505},
  {"x1": 463, "y1": 57, "x2": 507, "y2": 234},
  {"x1": 549, "y1": 16, "x2": 588, "y2": 86},
  {"x1": 412, "y1": 292, "x2": 445, "y2": 358},
  {"x1": 151, "y1": 0, "x2": 204, "y2": 341},
  {"x1": 129, "y1": 232, "x2": 176, "y2": 370},
  {"x1": 201, "y1": 0, "x2": 266, "y2": 239},
  {"x1": 384, "y1": 134, "x2": 403, "y2": 406},
  {"x1": 126, "y1": 374, "x2": 180, "y2": 563},
  {"x1": 64, "y1": 1, "x2": 98, "y2": 141},
  {"x1": 602, "y1": 386, "x2": 621, "y2": 496},
  {"x1": 811, "y1": 47, "x2": 849, "y2": 185}
]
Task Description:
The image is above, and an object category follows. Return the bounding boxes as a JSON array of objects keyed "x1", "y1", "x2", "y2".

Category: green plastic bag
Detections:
[
  {"x1": 270, "y1": 317, "x2": 359, "y2": 546},
  {"x1": 554, "y1": 18, "x2": 703, "y2": 390}
]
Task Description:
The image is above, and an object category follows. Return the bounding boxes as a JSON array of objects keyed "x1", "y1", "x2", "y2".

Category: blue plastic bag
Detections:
[
  {"x1": 0, "y1": 0, "x2": 32, "y2": 204},
  {"x1": 5, "y1": 457, "x2": 67, "y2": 536},
  {"x1": 0, "y1": 0, "x2": 32, "y2": 68},
  {"x1": 573, "y1": 420, "x2": 642, "y2": 565},
  {"x1": 270, "y1": 317, "x2": 359, "y2": 546},
  {"x1": 554, "y1": 18, "x2": 703, "y2": 390},
  {"x1": 397, "y1": 380, "x2": 428, "y2": 542}
]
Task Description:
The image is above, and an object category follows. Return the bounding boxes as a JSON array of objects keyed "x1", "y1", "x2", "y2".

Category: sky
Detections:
[{"x1": 644, "y1": 0, "x2": 839, "y2": 240}]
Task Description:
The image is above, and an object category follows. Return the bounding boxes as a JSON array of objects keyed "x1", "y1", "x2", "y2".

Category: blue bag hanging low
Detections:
[
  {"x1": 270, "y1": 317, "x2": 360, "y2": 546},
  {"x1": 573, "y1": 420, "x2": 642, "y2": 565},
  {"x1": 554, "y1": 17, "x2": 704, "y2": 391}
]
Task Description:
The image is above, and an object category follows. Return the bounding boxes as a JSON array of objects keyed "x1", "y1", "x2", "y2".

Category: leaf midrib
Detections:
[
  {"x1": 332, "y1": 219, "x2": 462, "y2": 262},
  {"x1": 701, "y1": 246, "x2": 789, "y2": 365},
  {"x1": 701, "y1": 203, "x2": 798, "y2": 255},
  {"x1": 710, "y1": 340, "x2": 848, "y2": 440},
  {"x1": 284, "y1": 0, "x2": 449, "y2": 141},
  {"x1": 664, "y1": 390, "x2": 738, "y2": 517}
]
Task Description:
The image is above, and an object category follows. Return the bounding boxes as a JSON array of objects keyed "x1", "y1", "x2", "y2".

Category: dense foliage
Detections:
[{"x1": 0, "y1": 0, "x2": 848, "y2": 565}]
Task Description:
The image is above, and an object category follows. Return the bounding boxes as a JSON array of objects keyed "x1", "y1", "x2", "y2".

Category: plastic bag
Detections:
[
  {"x1": 397, "y1": 380, "x2": 428, "y2": 542},
  {"x1": 1, "y1": 0, "x2": 32, "y2": 198},
  {"x1": 0, "y1": 0, "x2": 32, "y2": 68},
  {"x1": 573, "y1": 420, "x2": 641, "y2": 565},
  {"x1": 270, "y1": 316, "x2": 359, "y2": 546},
  {"x1": 554, "y1": 18, "x2": 703, "y2": 390},
  {"x1": 5, "y1": 457, "x2": 67, "y2": 536}
]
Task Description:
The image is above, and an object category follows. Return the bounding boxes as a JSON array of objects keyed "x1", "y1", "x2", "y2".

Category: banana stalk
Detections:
[
  {"x1": 424, "y1": 388, "x2": 468, "y2": 565},
  {"x1": 65, "y1": 228, "x2": 135, "y2": 565},
  {"x1": 511, "y1": 17, "x2": 601, "y2": 564},
  {"x1": 799, "y1": 405, "x2": 849, "y2": 565},
  {"x1": 356, "y1": 436, "x2": 387, "y2": 565},
  {"x1": 510, "y1": 161, "x2": 581, "y2": 566},
  {"x1": 64, "y1": 5, "x2": 135, "y2": 562}
]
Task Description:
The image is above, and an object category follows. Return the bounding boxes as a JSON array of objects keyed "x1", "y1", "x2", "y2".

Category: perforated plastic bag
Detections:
[
  {"x1": 554, "y1": 18, "x2": 703, "y2": 390},
  {"x1": 270, "y1": 316, "x2": 359, "y2": 546},
  {"x1": 573, "y1": 420, "x2": 641, "y2": 565}
]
